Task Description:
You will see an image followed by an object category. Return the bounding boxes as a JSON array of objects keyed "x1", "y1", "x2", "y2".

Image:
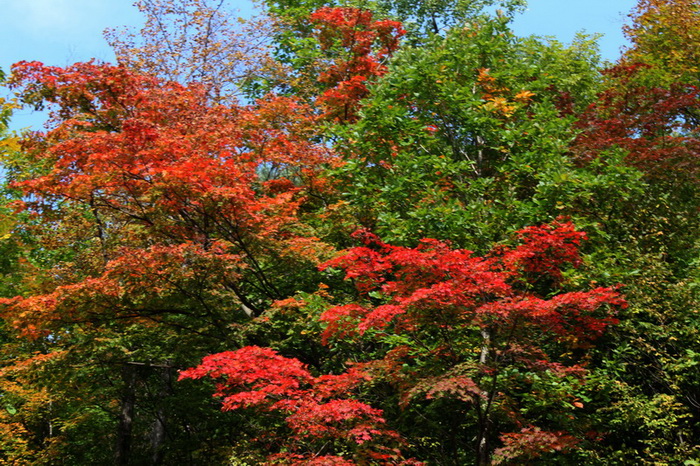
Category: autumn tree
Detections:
[
  {"x1": 309, "y1": 7, "x2": 405, "y2": 121},
  {"x1": 105, "y1": 0, "x2": 280, "y2": 101},
  {"x1": 179, "y1": 346, "x2": 412, "y2": 464},
  {"x1": 185, "y1": 221, "x2": 625, "y2": 464},
  {"x1": 0, "y1": 60, "x2": 337, "y2": 463},
  {"x1": 622, "y1": 0, "x2": 700, "y2": 87}
]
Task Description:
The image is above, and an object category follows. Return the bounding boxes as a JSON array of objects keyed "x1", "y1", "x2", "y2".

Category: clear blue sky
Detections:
[
  {"x1": 512, "y1": 0, "x2": 636, "y2": 60},
  {"x1": 2, "y1": 0, "x2": 637, "y2": 131}
]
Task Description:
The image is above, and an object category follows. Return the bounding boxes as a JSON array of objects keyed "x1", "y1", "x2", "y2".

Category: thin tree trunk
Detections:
[
  {"x1": 477, "y1": 328, "x2": 492, "y2": 466},
  {"x1": 116, "y1": 364, "x2": 137, "y2": 466},
  {"x1": 150, "y1": 365, "x2": 173, "y2": 465}
]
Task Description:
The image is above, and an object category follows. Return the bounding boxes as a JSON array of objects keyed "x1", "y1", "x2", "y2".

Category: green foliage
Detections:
[{"x1": 332, "y1": 16, "x2": 604, "y2": 250}]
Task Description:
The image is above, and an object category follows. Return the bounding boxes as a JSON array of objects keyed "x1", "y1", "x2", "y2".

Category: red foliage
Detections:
[
  {"x1": 10, "y1": 60, "x2": 333, "y2": 208},
  {"x1": 186, "y1": 222, "x2": 624, "y2": 463},
  {"x1": 573, "y1": 64, "x2": 700, "y2": 178},
  {"x1": 421, "y1": 374, "x2": 481, "y2": 404},
  {"x1": 493, "y1": 426, "x2": 579, "y2": 464},
  {"x1": 179, "y1": 346, "x2": 406, "y2": 463},
  {"x1": 2, "y1": 61, "x2": 337, "y2": 333},
  {"x1": 0, "y1": 242, "x2": 242, "y2": 337},
  {"x1": 319, "y1": 221, "x2": 621, "y2": 344},
  {"x1": 311, "y1": 7, "x2": 405, "y2": 121},
  {"x1": 179, "y1": 346, "x2": 314, "y2": 410},
  {"x1": 501, "y1": 220, "x2": 587, "y2": 285}
]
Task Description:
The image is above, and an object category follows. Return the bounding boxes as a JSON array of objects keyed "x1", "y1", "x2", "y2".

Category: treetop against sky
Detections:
[{"x1": 3, "y1": 0, "x2": 635, "y2": 130}]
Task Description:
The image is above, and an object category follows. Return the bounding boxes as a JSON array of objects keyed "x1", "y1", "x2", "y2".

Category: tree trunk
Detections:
[
  {"x1": 150, "y1": 365, "x2": 173, "y2": 465},
  {"x1": 477, "y1": 328, "x2": 492, "y2": 466},
  {"x1": 116, "y1": 364, "x2": 137, "y2": 466}
]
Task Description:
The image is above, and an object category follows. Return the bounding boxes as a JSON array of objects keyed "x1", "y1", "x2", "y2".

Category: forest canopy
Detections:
[{"x1": 0, "y1": 0, "x2": 698, "y2": 464}]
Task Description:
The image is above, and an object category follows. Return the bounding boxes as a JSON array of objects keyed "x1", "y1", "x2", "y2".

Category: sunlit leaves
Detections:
[
  {"x1": 179, "y1": 346, "x2": 408, "y2": 463},
  {"x1": 311, "y1": 7, "x2": 405, "y2": 121},
  {"x1": 622, "y1": 0, "x2": 700, "y2": 87},
  {"x1": 8, "y1": 61, "x2": 336, "y2": 319}
]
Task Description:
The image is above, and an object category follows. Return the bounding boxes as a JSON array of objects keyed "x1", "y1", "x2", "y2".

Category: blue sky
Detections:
[
  {"x1": 2, "y1": 0, "x2": 637, "y2": 131},
  {"x1": 512, "y1": 0, "x2": 636, "y2": 59}
]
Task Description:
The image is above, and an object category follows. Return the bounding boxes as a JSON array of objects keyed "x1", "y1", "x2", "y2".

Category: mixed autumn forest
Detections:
[{"x1": 0, "y1": 0, "x2": 699, "y2": 464}]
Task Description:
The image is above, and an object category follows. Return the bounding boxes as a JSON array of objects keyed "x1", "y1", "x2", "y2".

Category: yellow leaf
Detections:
[{"x1": 514, "y1": 90, "x2": 535, "y2": 103}]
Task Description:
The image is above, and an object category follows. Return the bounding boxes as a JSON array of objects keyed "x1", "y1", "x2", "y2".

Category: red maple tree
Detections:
[
  {"x1": 3, "y1": 60, "x2": 337, "y2": 332},
  {"x1": 179, "y1": 346, "x2": 413, "y2": 464},
  {"x1": 183, "y1": 221, "x2": 625, "y2": 464},
  {"x1": 573, "y1": 64, "x2": 700, "y2": 179}
]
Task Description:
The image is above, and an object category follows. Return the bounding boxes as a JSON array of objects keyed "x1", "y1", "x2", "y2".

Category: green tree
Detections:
[{"x1": 331, "y1": 15, "x2": 610, "y2": 249}]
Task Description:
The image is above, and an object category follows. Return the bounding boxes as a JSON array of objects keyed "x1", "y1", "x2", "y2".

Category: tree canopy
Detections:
[{"x1": 0, "y1": 1, "x2": 698, "y2": 464}]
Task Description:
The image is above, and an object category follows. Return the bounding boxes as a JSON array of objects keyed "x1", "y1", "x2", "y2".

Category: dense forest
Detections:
[{"x1": 0, "y1": 0, "x2": 698, "y2": 464}]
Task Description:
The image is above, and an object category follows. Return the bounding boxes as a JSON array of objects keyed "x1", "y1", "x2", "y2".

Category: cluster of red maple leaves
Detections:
[
  {"x1": 311, "y1": 7, "x2": 405, "y2": 121},
  {"x1": 180, "y1": 221, "x2": 625, "y2": 462}
]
